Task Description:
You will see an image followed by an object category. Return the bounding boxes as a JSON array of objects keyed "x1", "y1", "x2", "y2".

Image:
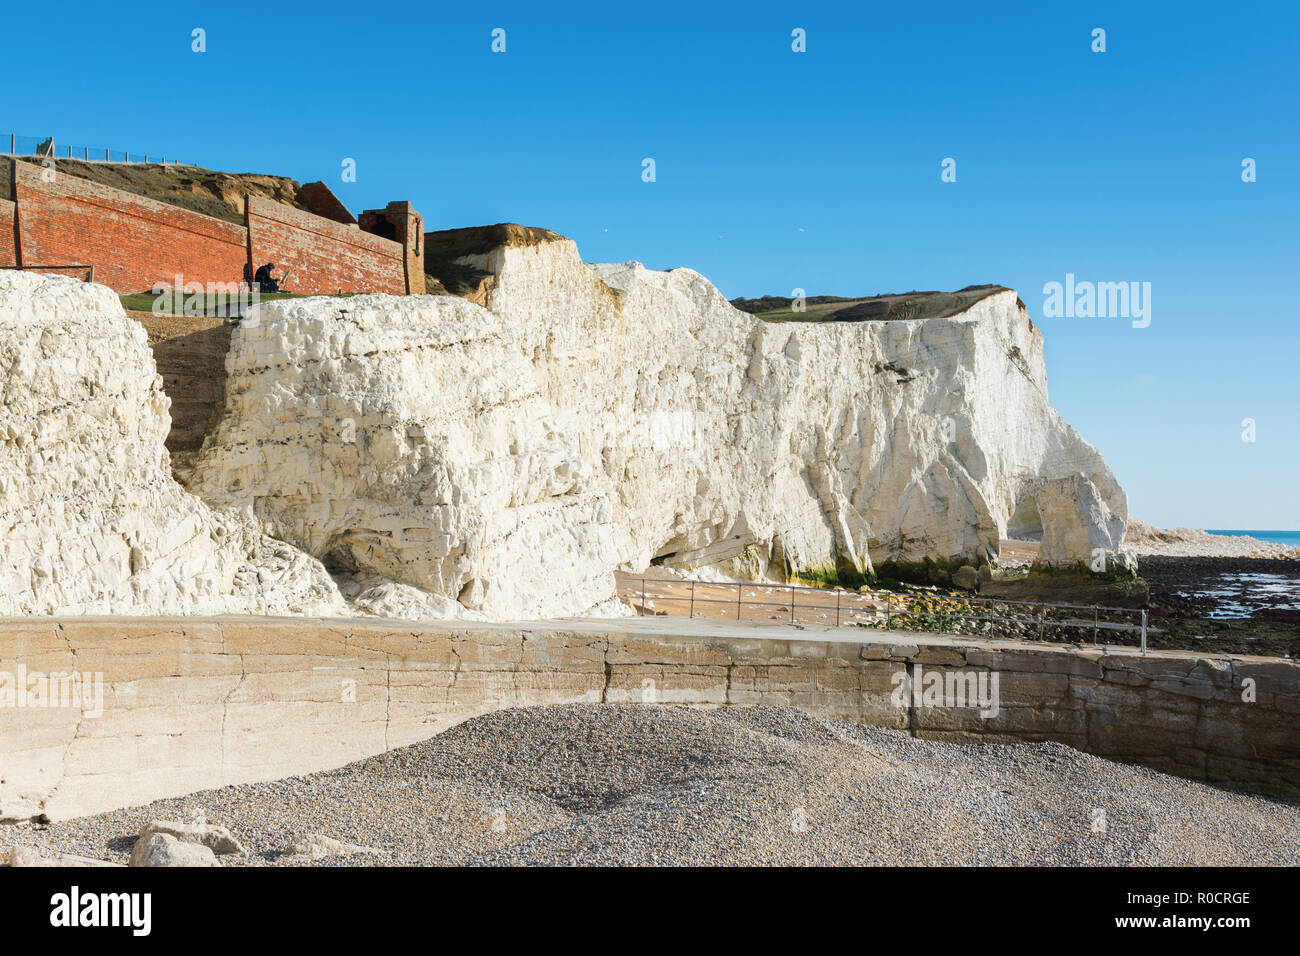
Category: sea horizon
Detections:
[{"x1": 1205, "y1": 529, "x2": 1300, "y2": 546}]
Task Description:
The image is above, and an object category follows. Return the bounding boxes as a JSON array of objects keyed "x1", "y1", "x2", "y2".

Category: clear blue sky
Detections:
[{"x1": 9, "y1": 1, "x2": 1298, "y2": 529}]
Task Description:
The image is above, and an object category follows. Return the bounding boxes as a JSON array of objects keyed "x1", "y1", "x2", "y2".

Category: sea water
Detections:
[
  {"x1": 1206, "y1": 530, "x2": 1300, "y2": 547},
  {"x1": 1192, "y1": 530, "x2": 1300, "y2": 620}
]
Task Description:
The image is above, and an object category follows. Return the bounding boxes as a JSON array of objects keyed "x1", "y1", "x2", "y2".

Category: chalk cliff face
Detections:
[
  {"x1": 1, "y1": 231, "x2": 1128, "y2": 620},
  {"x1": 187, "y1": 292, "x2": 619, "y2": 619},
  {"x1": 452, "y1": 233, "x2": 1127, "y2": 576},
  {"x1": 0, "y1": 271, "x2": 343, "y2": 616},
  {"x1": 185, "y1": 229, "x2": 1128, "y2": 618}
]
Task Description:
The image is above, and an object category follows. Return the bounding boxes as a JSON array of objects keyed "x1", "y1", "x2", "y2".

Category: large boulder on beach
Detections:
[
  {"x1": 135, "y1": 819, "x2": 245, "y2": 856},
  {"x1": 5, "y1": 846, "x2": 121, "y2": 867},
  {"x1": 128, "y1": 832, "x2": 220, "y2": 867},
  {"x1": 1034, "y1": 475, "x2": 1131, "y2": 570}
]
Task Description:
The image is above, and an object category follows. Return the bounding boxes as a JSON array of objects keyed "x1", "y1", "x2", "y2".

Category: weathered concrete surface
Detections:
[{"x1": 1, "y1": 617, "x2": 1295, "y2": 821}]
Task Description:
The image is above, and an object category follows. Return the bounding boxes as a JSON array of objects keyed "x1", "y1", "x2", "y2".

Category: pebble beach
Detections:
[
  {"x1": 6, "y1": 704, "x2": 1298, "y2": 867},
  {"x1": 1126, "y1": 519, "x2": 1300, "y2": 560}
]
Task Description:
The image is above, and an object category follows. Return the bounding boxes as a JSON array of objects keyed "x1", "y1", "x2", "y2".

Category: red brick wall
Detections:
[
  {"x1": 297, "y1": 181, "x2": 356, "y2": 225},
  {"x1": 0, "y1": 198, "x2": 15, "y2": 268},
  {"x1": 359, "y1": 201, "x2": 425, "y2": 295},
  {"x1": 11, "y1": 163, "x2": 247, "y2": 293},
  {"x1": 246, "y1": 196, "x2": 406, "y2": 295}
]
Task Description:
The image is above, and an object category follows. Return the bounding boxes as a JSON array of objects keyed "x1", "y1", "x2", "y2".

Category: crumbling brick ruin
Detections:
[{"x1": 1, "y1": 157, "x2": 424, "y2": 296}]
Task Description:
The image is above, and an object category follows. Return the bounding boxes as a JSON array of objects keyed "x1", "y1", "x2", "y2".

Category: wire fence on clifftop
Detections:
[{"x1": 6, "y1": 133, "x2": 194, "y2": 167}]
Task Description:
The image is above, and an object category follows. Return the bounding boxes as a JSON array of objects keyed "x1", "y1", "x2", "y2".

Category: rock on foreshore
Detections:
[
  {"x1": 134, "y1": 819, "x2": 246, "y2": 856},
  {"x1": 128, "y1": 833, "x2": 220, "y2": 867},
  {"x1": 280, "y1": 833, "x2": 379, "y2": 862}
]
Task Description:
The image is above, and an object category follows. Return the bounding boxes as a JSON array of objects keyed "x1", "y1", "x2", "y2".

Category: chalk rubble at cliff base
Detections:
[{"x1": 1126, "y1": 518, "x2": 1300, "y2": 559}]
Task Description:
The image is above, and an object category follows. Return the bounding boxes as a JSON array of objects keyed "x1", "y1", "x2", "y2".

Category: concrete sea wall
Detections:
[{"x1": 1, "y1": 618, "x2": 1295, "y2": 821}]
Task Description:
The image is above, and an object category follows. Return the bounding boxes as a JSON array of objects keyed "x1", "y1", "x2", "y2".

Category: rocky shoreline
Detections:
[
  {"x1": 1114, "y1": 521, "x2": 1300, "y2": 656},
  {"x1": 1126, "y1": 519, "x2": 1300, "y2": 560},
  {"x1": 1137, "y1": 555, "x2": 1300, "y2": 657}
]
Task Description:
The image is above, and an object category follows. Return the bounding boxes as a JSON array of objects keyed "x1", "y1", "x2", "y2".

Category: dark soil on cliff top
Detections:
[
  {"x1": 5, "y1": 156, "x2": 304, "y2": 224},
  {"x1": 730, "y1": 284, "x2": 1019, "y2": 323}
]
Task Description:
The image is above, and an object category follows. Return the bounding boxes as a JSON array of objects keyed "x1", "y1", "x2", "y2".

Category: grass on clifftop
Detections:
[
  {"x1": 119, "y1": 289, "x2": 361, "y2": 317},
  {"x1": 6, "y1": 156, "x2": 304, "y2": 224},
  {"x1": 731, "y1": 285, "x2": 1017, "y2": 323}
]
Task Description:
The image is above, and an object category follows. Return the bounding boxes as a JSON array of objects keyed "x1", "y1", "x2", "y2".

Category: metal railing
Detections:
[
  {"x1": 621, "y1": 576, "x2": 1150, "y2": 653},
  {"x1": 6, "y1": 133, "x2": 193, "y2": 167}
]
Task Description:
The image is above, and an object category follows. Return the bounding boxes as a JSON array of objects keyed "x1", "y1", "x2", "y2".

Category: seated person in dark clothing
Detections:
[{"x1": 253, "y1": 262, "x2": 280, "y2": 293}]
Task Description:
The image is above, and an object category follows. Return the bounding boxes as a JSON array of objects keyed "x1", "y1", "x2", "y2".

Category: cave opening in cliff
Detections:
[
  {"x1": 1008, "y1": 495, "x2": 1044, "y2": 541},
  {"x1": 1002, "y1": 493, "x2": 1044, "y2": 562}
]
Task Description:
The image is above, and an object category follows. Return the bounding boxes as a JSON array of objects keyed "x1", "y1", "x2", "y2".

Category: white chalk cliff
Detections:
[
  {"x1": 0, "y1": 271, "x2": 343, "y2": 616},
  {"x1": 188, "y1": 291, "x2": 619, "y2": 619},
  {"x1": 1, "y1": 231, "x2": 1129, "y2": 620},
  {"x1": 189, "y1": 229, "x2": 1128, "y2": 617}
]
